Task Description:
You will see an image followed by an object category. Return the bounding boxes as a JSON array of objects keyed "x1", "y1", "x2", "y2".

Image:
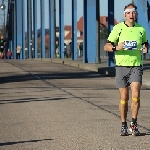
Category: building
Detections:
[
  {"x1": 64, "y1": 16, "x2": 118, "y2": 43},
  {"x1": 33, "y1": 16, "x2": 118, "y2": 47}
]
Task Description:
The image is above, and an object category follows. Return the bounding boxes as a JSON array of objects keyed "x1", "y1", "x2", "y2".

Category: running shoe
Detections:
[
  {"x1": 129, "y1": 122, "x2": 140, "y2": 136},
  {"x1": 120, "y1": 124, "x2": 128, "y2": 136}
]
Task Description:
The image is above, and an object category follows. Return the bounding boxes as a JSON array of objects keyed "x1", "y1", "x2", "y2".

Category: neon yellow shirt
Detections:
[{"x1": 107, "y1": 22, "x2": 148, "y2": 66}]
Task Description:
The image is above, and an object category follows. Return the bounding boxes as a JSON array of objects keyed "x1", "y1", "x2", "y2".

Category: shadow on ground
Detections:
[
  {"x1": 0, "y1": 71, "x2": 114, "y2": 84},
  {"x1": 0, "y1": 138, "x2": 53, "y2": 146}
]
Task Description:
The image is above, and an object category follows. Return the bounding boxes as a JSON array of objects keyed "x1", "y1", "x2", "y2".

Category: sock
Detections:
[
  {"x1": 122, "y1": 121, "x2": 127, "y2": 126},
  {"x1": 132, "y1": 118, "x2": 137, "y2": 123}
]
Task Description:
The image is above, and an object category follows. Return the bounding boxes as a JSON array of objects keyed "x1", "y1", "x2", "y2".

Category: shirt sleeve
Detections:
[{"x1": 107, "y1": 25, "x2": 119, "y2": 45}]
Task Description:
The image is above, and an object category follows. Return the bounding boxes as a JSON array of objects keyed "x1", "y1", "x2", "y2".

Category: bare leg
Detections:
[
  {"x1": 119, "y1": 87, "x2": 129, "y2": 122},
  {"x1": 130, "y1": 82, "x2": 141, "y2": 119}
]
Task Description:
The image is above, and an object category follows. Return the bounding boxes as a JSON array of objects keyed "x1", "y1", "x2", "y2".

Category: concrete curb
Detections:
[
  {"x1": 31, "y1": 58, "x2": 149, "y2": 87},
  {"x1": 33, "y1": 58, "x2": 113, "y2": 73}
]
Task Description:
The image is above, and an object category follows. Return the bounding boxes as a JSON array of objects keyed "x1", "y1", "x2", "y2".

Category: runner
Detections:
[
  {"x1": 104, "y1": 3, "x2": 149, "y2": 136},
  {"x1": 0, "y1": 35, "x2": 6, "y2": 59}
]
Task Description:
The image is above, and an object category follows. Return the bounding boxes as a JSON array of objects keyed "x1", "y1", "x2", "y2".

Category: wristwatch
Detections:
[{"x1": 112, "y1": 46, "x2": 116, "y2": 51}]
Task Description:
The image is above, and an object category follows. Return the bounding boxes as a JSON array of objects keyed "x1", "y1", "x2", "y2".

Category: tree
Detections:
[
  {"x1": 131, "y1": 0, "x2": 135, "y2": 5},
  {"x1": 119, "y1": 19, "x2": 125, "y2": 23},
  {"x1": 37, "y1": 37, "x2": 41, "y2": 53},
  {"x1": 100, "y1": 25, "x2": 108, "y2": 39},
  {"x1": 0, "y1": 25, "x2": 5, "y2": 37}
]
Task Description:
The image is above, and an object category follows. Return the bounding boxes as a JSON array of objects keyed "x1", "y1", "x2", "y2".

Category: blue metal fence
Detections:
[{"x1": 5, "y1": 0, "x2": 150, "y2": 63}]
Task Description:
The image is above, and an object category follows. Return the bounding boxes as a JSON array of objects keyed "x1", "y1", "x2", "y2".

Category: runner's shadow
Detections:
[
  {"x1": 128, "y1": 132, "x2": 150, "y2": 136},
  {"x1": 0, "y1": 138, "x2": 53, "y2": 146},
  {"x1": 145, "y1": 132, "x2": 150, "y2": 135},
  {"x1": 139, "y1": 133, "x2": 146, "y2": 136},
  {"x1": 138, "y1": 132, "x2": 150, "y2": 136}
]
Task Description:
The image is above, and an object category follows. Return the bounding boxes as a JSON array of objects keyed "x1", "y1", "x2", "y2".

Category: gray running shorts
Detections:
[{"x1": 115, "y1": 66, "x2": 143, "y2": 88}]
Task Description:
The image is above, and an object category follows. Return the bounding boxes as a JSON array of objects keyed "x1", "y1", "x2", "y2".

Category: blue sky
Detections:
[
  {"x1": 45, "y1": 0, "x2": 132, "y2": 29},
  {"x1": 57, "y1": 0, "x2": 132, "y2": 26},
  {"x1": 0, "y1": 0, "x2": 132, "y2": 29},
  {"x1": 40, "y1": 0, "x2": 132, "y2": 29}
]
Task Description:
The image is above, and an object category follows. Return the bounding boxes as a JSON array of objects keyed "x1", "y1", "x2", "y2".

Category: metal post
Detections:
[
  {"x1": 13, "y1": 0, "x2": 16, "y2": 59},
  {"x1": 59, "y1": 0, "x2": 64, "y2": 59},
  {"x1": 9, "y1": 40, "x2": 12, "y2": 52},
  {"x1": 83, "y1": 0, "x2": 87, "y2": 63},
  {"x1": 54, "y1": 0, "x2": 56, "y2": 57},
  {"x1": 22, "y1": 0, "x2": 25, "y2": 59},
  {"x1": 7, "y1": 0, "x2": 14, "y2": 57},
  {"x1": 16, "y1": 0, "x2": 23, "y2": 60},
  {"x1": 83, "y1": 0, "x2": 97, "y2": 63},
  {"x1": 4, "y1": 6, "x2": 5, "y2": 38},
  {"x1": 49, "y1": 0, "x2": 56, "y2": 58},
  {"x1": 4, "y1": 4, "x2": 6, "y2": 59},
  {"x1": 40, "y1": 0, "x2": 45, "y2": 58},
  {"x1": 108, "y1": 0, "x2": 115, "y2": 66},
  {"x1": 96, "y1": 0, "x2": 101, "y2": 63},
  {"x1": 30, "y1": 0, "x2": 32, "y2": 58},
  {"x1": 33, "y1": 0, "x2": 37, "y2": 58},
  {"x1": 27, "y1": 0, "x2": 31, "y2": 58},
  {"x1": 72, "y1": 0, "x2": 77, "y2": 60}
]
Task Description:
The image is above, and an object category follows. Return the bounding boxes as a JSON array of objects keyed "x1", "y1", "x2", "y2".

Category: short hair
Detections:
[{"x1": 124, "y1": 3, "x2": 137, "y2": 11}]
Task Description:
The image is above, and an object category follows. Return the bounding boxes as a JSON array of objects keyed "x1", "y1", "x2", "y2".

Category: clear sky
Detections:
[
  {"x1": 56, "y1": 0, "x2": 132, "y2": 26},
  {"x1": 0, "y1": 0, "x2": 132, "y2": 30},
  {"x1": 45, "y1": 0, "x2": 132, "y2": 28}
]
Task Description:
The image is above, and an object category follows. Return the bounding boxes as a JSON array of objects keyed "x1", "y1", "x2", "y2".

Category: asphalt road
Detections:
[{"x1": 0, "y1": 60, "x2": 150, "y2": 150}]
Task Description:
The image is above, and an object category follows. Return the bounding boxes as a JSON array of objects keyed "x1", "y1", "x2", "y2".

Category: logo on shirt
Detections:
[{"x1": 124, "y1": 41, "x2": 137, "y2": 50}]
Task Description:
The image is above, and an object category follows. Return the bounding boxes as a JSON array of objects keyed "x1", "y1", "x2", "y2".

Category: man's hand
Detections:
[
  {"x1": 116, "y1": 42, "x2": 124, "y2": 51},
  {"x1": 141, "y1": 44, "x2": 149, "y2": 53}
]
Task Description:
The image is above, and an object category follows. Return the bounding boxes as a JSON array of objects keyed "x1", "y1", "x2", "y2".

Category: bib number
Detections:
[{"x1": 124, "y1": 41, "x2": 137, "y2": 50}]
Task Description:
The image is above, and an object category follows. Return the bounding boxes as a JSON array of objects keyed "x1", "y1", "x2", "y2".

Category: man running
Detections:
[
  {"x1": 104, "y1": 3, "x2": 149, "y2": 136},
  {"x1": 0, "y1": 35, "x2": 6, "y2": 59}
]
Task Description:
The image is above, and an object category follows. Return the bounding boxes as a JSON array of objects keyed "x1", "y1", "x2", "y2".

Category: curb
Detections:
[{"x1": 31, "y1": 58, "x2": 149, "y2": 87}]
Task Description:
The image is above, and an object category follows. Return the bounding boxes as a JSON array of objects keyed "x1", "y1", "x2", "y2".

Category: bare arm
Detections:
[
  {"x1": 104, "y1": 43, "x2": 114, "y2": 52},
  {"x1": 142, "y1": 42, "x2": 149, "y2": 53},
  {"x1": 104, "y1": 42, "x2": 125, "y2": 52}
]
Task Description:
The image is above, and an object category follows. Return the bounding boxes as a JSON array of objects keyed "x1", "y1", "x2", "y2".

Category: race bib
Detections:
[
  {"x1": 124, "y1": 41, "x2": 137, "y2": 50},
  {"x1": 0, "y1": 46, "x2": 4, "y2": 48}
]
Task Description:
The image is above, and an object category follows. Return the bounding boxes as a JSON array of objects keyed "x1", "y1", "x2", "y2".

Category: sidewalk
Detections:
[{"x1": 33, "y1": 58, "x2": 150, "y2": 87}]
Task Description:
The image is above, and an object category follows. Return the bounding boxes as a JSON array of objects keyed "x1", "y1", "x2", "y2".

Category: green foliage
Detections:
[
  {"x1": 100, "y1": 26, "x2": 108, "y2": 39},
  {"x1": 119, "y1": 19, "x2": 125, "y2": 23},
  {"x1": 131, "y1": 0, "x2": 135, "y2": 4},
  {"x1": 37, "y1": 37, "x2": 41, "y2": 53},
  {"x1": 0, "y1": 25, "x2": 5, "y2": 37}
]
